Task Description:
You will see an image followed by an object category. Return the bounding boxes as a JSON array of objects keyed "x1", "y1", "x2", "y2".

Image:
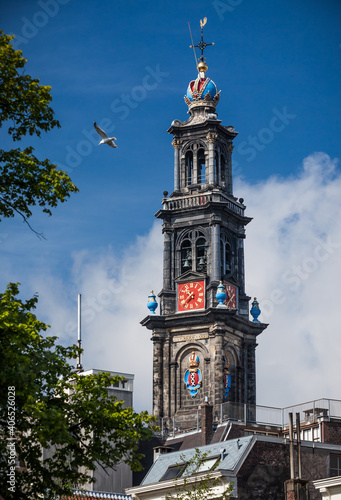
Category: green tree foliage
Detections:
[
  {"x1": 0, "y1": 283, "x2": 155, "y2": 499},
  {"x1": 0, "y1": 31, "x2": 78, "y2": 234},
  {"x1": 166, "y1": 448, "x2": 233, "y2": 500}
]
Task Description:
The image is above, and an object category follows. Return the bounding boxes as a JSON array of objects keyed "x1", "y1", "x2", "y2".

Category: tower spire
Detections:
[{"x1": 189, "y1": 17, "x2": 215, "y2": 73}]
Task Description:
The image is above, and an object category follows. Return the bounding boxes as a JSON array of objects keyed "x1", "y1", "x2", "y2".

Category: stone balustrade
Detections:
[{"x1": 162, "y1": 192, "x2": 245, "y2": 216}]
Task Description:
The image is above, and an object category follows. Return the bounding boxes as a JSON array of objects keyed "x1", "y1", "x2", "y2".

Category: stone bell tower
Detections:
[{"x1": 141, "y1": 21, "x2": 267, "y2": 428}]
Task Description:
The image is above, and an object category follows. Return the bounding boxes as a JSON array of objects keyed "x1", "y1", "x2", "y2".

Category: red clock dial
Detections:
[
  {"x1": 224, "y1": 282, "x2": 237, "y2": 309},
  {"x1": 177, "y1": 281, "x2": 205, "y2": 312}
]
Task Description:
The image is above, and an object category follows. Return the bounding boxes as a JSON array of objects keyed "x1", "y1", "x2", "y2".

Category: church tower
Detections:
[{"x1": 142, "y1": 21, "x2": 267, "y2": 428}]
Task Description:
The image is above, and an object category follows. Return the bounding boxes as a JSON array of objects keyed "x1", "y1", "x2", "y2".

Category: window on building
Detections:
[
  {"x1": 185, "y1": 151, "x2": 193, "y2": 186},
  {"x1": 220, "y1": 234, "x2": 232, "y2": 276},
  {"x1": 196, "y1": 237, "x2": 207, "y2": 273},
  {"x1": 196, "y1": 457, "x2": 219, "y2": 473},
  {"x1": 160, "y1": 464, "x2": 187, "y2": 481},
  {"x1": 181, "y1": 456, "x2": 220, "y2": 478},
  {"x1": 179, "y1": 231, "x2": 207, "y2": 275},
  {"x1": 181, "y1": 239, "x2": 192, "y2": 274},
  {"x1": 330, "y1": 455, "x2": 341, "y2": 477},
  {"x1": 221, "y1": 154, "x2": 226, "y2": 185},
  {"x1": 197, "y1": 148, "x2": 206, "y2": 184}
]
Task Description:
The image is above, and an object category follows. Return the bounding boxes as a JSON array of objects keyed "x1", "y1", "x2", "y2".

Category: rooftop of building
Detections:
[
  {"x1": 156, "y1": 398, "x2": 341, "y2": 439},
  {"x1": 62, "y1": 492, "x2": 132, "y2": 500}
]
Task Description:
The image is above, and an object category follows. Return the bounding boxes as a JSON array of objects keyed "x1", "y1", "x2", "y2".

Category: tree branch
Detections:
[{"x1": 0, "y1": 195, "x2": 46, "y2": 239}]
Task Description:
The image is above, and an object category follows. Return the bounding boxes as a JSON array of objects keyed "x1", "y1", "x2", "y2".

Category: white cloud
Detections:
[
  {"x1": 23, "y1": 152, "x2": 341, "y2": 413},
  {"x1": 237, "y1": 152, "x2": 341, "y2": 407},
  {"x1": 32, "y1": 222, "x2": 163, "y2": 413}
]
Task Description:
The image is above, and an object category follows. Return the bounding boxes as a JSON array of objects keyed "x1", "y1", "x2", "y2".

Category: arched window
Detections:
[
  {"x1": 197, "y1": 148, "x2": 206, "y2": 184},
  {"x1": 220, "y1": 233, "x2": 232, "y2": 277},
  {"x1": 220, "y1": 154, "x2": 226, "y2": 186},
  {"x1": 178, "y1": 231, "x2": 207, "y2": 276},
  {"x1": 196, "y1": 237, "x2": 207, "y2": 273},
  {"x1": 181, "y1": 239, "x2": 192, "y2": 274},
  {"x1": 185, "y1": 151, "x2": 193, "y2": 186}
]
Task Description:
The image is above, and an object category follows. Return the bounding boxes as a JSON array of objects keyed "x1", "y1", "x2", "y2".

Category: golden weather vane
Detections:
[{"x1": 200, "y1": 17, "x2": 207, "y2": 28}]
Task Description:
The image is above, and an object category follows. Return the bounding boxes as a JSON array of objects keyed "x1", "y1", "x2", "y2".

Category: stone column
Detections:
[
  {"x1": 193, "y1": 143, "x2": 198, "y2": 184},
  {"x1": 238, "y1": 237, "x2": 246, "y2": 294},
  {"x1": 211, "y1": 223, "x2": 221, "y2": 282},
  {"x1": 163, "y1": 229, "x2": 172, "y2": 290},
  {"x1": 214, "y1": 330, "x2": 225, "y2": 405},
  {"x1": 172, "y1": 139, "x2": 182, "y2": 191},
  {"x1": 163, "y1": 338, "x2": 170, "y2": 417},
  {"x1": 152, "y1": 333, "x2": 164, "y2": 417},
  {"x1": 170, "y1": 361, "x2": 177, "y2": 416},
  {"x1": 206, "y1": 132, "x2": 218, "y2": 184},
  {"x1": 227, "y1": 143, "x2": 234, "y2": 195},
  {"x1": 246, "y1": 340, "x2": 257, "y2": 407}
]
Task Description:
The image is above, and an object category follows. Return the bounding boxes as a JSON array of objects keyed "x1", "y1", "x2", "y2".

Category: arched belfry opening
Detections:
[
  {"x1": 185, "y1": 150, "x2": 193, "y2": 186},
  {"x1": 197, "y1": 148, "x2": 206, "y2": 184},
  {"x1": 177, "y1": 229, "x2": 208, "y2": 277},
  {"x1": 181, "y1": 142, "x2": 208, "y2": 188}
]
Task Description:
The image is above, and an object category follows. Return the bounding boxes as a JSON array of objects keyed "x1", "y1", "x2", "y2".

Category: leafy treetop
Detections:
[
  {"x1": 0, "y1": 31, "x2": 78, "y2": 235},
  {"x1": 0, "y1": 283, "x2": 155, "y2": 500}
]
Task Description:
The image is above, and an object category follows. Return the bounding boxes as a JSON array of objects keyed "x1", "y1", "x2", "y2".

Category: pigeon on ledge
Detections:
[{"x1": 94, "y1": 122, "x2": 117, "y2": 148}]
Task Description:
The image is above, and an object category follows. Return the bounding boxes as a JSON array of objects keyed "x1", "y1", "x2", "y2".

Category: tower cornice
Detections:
[
  {"x1": 141, "y1": 308, "x2": 267, "y2": 337},
  {"x1": 168, "y1": 120, "x2": 238, "y2": 140}
]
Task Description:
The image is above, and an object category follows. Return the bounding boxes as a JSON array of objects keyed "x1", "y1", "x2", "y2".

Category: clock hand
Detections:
[
  {"x1": 184, "y1": 291, "x2": 194, "y2": 304},
  {"x1": 226, "y1": 294, "x2": 235, "y2": 307}
]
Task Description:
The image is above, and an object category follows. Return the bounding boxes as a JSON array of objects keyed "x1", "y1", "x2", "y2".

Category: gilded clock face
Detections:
[
  {"x1": 177, "y1": 280, "x2": 205, "y2": 312},
  {"x1": 224, "y1": 282, "x2": 237, "y2": 309}
]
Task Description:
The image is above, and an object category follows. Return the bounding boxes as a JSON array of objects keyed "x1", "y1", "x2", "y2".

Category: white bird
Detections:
[{"x1": 94, "y1": 122, "x2": 117, "y2": 148}]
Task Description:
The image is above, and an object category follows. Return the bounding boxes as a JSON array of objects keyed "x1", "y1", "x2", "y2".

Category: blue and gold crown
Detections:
[{"x1": 185, "y1": 75, "x2": 220, "y2": 108}]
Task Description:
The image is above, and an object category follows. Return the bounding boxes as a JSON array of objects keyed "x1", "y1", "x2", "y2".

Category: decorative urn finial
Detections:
[
  {"x1": 216, "y1": 281, "x2": 227, "y2": 307},
  {"x1": 147, "y1": 290, "x2": 158, "y2": 314},
  {"x1": 250, "y1": 297, "x2": 261, "y2": 322}
]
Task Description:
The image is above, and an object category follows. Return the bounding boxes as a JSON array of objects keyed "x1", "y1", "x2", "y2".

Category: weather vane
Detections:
[{"x1": 188, "y1": 17, "x2": 215, "y2": 71}]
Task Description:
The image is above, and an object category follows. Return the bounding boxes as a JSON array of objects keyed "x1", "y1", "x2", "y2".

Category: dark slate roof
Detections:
[
  {"x1": 161, "y1": 423, "x2": 229, "y2": 452},
  {"x1": 141, "y1": 435, "x2": 254, "y2": 485}
]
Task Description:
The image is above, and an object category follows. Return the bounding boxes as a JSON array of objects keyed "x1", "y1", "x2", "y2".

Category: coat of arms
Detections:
[{"x1": 184, "y1": 351, "x2": 202, "y2": 398}]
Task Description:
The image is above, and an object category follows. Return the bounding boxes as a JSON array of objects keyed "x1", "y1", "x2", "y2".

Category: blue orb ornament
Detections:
[
  {"x1": 147, "y1": 290, "x2": 158, "y2": 314},
  {"x1": 184, "y1": 75, "x2": 220, "y2": 107},
  {"x1": 216, "y1": 281, "x2": 227, "y2": 307},
  {"x1": 250, "y1": 297, "x2": 261, "y2": 322}
]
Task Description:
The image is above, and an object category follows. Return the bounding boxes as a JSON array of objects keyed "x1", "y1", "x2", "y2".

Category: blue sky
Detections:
[{"x1": 1, "y1": 0, "x2": 341, "y2": 412}]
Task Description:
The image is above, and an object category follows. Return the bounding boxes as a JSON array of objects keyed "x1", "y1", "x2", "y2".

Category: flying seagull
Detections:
[{"x1": 94, "y1": 122, "x2": 117, "y2": 148}]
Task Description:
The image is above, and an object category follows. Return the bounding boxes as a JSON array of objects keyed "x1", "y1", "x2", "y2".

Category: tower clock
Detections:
[{"x1": 177, "y1": 280, "x2": 205, "y2": 312}]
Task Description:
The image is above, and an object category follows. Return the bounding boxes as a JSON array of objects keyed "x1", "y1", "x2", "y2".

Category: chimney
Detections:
[
  {"x1": 153, "y1": 446, "x2": 173, "y2": 462},
  {"x1": 285, "y1": 413, "x2": 309, "y2": 500},
  {"x1": 201, "y1": 400, "x2": 213, "y2": 445}
]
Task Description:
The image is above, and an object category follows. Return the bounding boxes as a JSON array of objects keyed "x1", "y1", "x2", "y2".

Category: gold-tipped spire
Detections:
[
  {"x1": 197, "y1": 60, "x2": 208, "y2": 73},
  {"x1": 189, "y1": 17, "x2": 215, "y2": 73}
]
